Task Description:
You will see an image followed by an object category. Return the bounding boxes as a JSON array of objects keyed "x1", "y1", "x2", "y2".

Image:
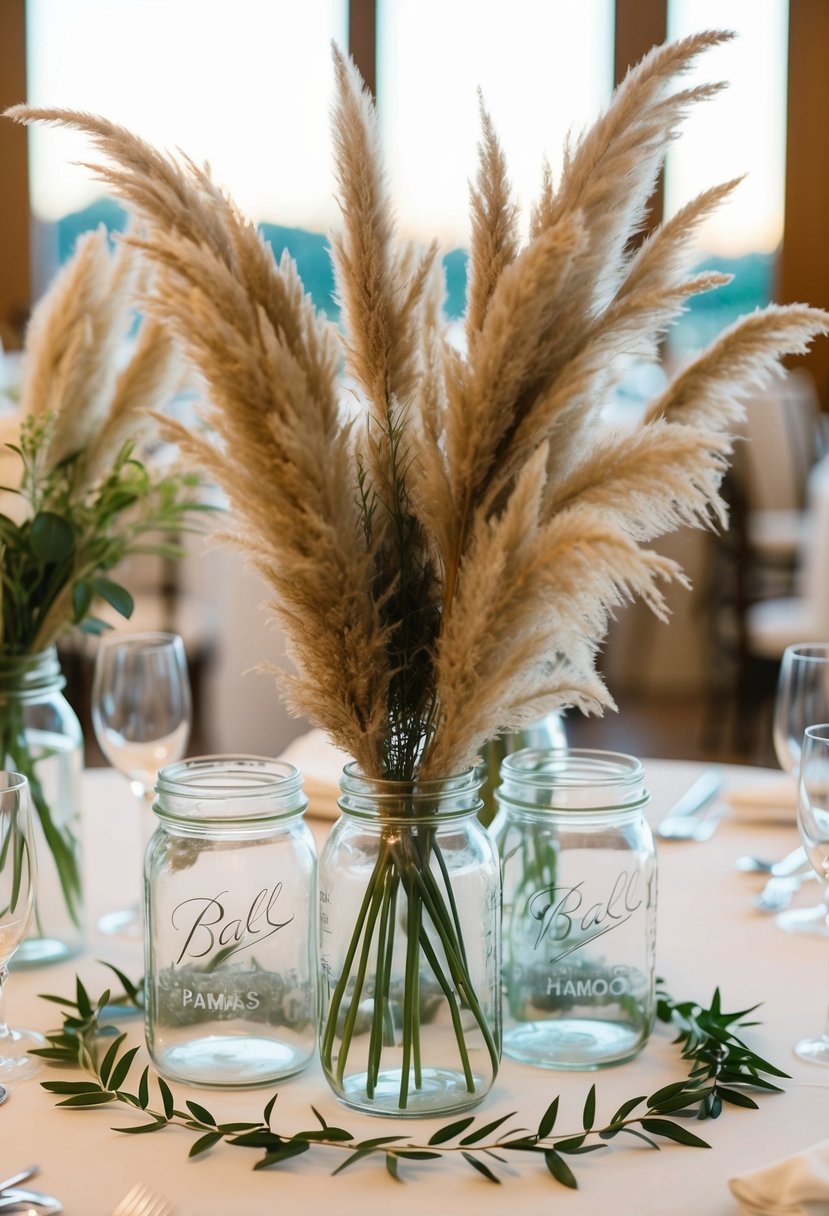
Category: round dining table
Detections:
[{"x1": 3, "y1": 759, "x2": 827, "y2": 1215}]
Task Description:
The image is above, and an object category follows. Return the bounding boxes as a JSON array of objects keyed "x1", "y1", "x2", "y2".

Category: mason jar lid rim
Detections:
[
  {"x1": 156, "y1": 754, "x2": 303, "y2": 799},
  {"x1": 340, "y1": 760, "x2": 482, "y2": 793},
  {"x1": 500, "y1": 746, "x2": 645, "y2": 784}
]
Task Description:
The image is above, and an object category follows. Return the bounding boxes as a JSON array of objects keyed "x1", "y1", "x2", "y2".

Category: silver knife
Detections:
[
  {"x1": 0, "y1": 1169, "x2": 39, "y2": 1196},
  {"x1": 657, "y1": 769, "x2": 724, "y2": 839}
]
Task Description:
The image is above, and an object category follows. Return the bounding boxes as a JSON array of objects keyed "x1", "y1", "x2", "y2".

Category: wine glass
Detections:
[
  {"x1": 0, "y1": 770, "x2": 43, "y2": 1080},
  {"x1": 794, "y1": 723, "x2": 829, "y2": 1064},
  {"x1": 92, "y1": 631, "x2": 191, "y2": 937},
  {"x1": 772, "y1": 642, "x2": 829, "y2": 936}
]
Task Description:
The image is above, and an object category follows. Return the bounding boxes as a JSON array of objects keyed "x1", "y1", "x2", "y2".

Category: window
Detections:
[
  {"x1": 665, "y1": 0, "x2": 789, "y2": 351},
  {"x1": 377, "y1": 0, "x2": 615, "y2": 316},
  {"x1": 26, "y1": 0, "x2": 347, "y2": 310}
]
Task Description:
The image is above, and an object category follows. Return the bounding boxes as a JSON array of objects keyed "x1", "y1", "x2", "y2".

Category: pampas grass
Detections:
[{"x1": 9, "y1": 29, "x2": 828, "y2": 780}]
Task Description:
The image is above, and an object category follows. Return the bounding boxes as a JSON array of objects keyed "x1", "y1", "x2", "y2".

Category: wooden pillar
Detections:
[
  {"x1": 614, "y1": 0, "x2": 668, "y2": 231},
  {"x1": 349, "y1": 0, "x2": 377, "y2": 100},
  {"x1": 779, "y1": 0, "x2": 829, "y2": 407},
  {"x1": 0, "y1": 0, "x2": 31, "y2": 348}
]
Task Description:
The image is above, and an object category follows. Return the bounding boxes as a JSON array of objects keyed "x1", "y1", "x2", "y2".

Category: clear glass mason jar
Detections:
[
  {"x1": 0, "y1": 647, "x2": 84, "y2": 966},
  {"x1": 492, "y1": 748, "x2": 656, "y2": 1069},
  {"x1": 318, "y1": 765, "x2": 501, "y2": 1117},
  {"x1": 145, "y1": 756, "x2": 317, "y2": 1087}
]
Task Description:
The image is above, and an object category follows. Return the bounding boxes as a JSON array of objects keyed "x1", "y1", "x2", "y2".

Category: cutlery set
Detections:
[
  {"x1": 657, "y1": 772, "x2": 814, "y2": 913},
  {"x1": 0, "y1": 1167, "x2": 61, "y2": 1214}
]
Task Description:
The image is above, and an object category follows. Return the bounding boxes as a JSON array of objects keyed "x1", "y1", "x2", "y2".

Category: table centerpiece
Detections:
[{"x1": 9, "y1": 27, "x2": 827, "y2": 1105}]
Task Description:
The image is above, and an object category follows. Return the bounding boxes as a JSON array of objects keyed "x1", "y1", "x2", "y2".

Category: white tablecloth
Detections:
[{"x1": 3, "y1": 762, "x2": 828, "y2": 1215}]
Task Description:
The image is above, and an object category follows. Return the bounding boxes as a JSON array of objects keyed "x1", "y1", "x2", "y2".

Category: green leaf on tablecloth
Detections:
[
  {"x1": 56, "y1": 1091, "x2": 117, "y2": 1107},
  {"x1": 158, "y1": 1075, "x2": 175, "y2": 1120},
  {"x1": 462, "y1": 1152, "x2": 500, "y2": 1183},
  {"x1": 544, "y1": 1151, "x2": 577, "y2": 1189},
  {"x1": 254, "y1": 1141, "x2": 311, "y2": 1169},
  {"x1": 99, "y1": 962, "x2": 144, "y2": 1009},
  {"x1": 108, "y1": 1045, "x2": 140, "y2": 1091},
  {"x1": 649, "y1": 1079, "x2": 695, "y2": 1106},
  {"x1": 186, "y1": 1099, "x2": 216, "y2": 1126},
  {"x1": 537, "y1": 1095, "x2": 559, "y2": 1138},
  {"x1": 42, "y1": 1080, "x2": 106, "y2": 1094},
  {"x1": 428, "y1": 1116, "x2": 476, "y2": 1144},
  {"x1": 717, "y1": 1086, "x2": 759, "y2": 1109},
  {"x1": 113, "y1": 1118, "x2": 168, "y2": 1134},
  {"x1": 75, "y1": 977, "x2": 93, "y2": 1019},
  {"x1": 137, "y1": 1066, "x2": 150, "y2": 1110},
  {"x1": 639, "y1": 1119, "x2": 711, "y2": 1148},
  {"x1": 459, "y1": 1112, "x2": 517, "y2": 1145},
  {"x1": 582, "y1": 1084, "x2": 596, "y2": 1130},
  {"x1": 190, "y1": 1132, "x2": 224, "y2": 1158},
  {"x1": 98, "y1": 1032, "x2": 127, "y2": 1089},
  {"x1": 609, "y1": 1095, "x2": 647, "y2": 1125}
]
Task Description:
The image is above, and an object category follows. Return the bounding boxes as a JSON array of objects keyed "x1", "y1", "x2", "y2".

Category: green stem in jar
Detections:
[
  {"x1": 366, "y1": 863, "x2": 396, "y2": 1097},
  {"x1": 334, "y1": 861, "x2": 388, "y2": 1088},
  {"x1": 412, "y1": 865, "x2": 500, "y2": 1078},
  {"x1": 398, "y1": 876, "x2": 422, "y2": 1107},
  {"x1": 0, "y1": 699, "x2": 82, "y2": 929},
  {"x1": 320, "y1": 841, "x2": 389, "y2": 1067},
  {"x1": 416, "y1": 926, "x2": 475, "y2": 1092}
]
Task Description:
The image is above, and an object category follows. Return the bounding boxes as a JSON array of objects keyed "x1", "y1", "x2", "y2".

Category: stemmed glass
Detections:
[
  {"x1": 772, "y1": 642, "x2": 829, "y2": 936},
  {"x1": 92, "y1": 631, "x2": 191, "y2": 937},
  {"x1": 794, "y1": 723, "x2": 829, "y2": 1064},
  {"x1": 0, "y1": 771, "x2": 43, "y2": 1080}
]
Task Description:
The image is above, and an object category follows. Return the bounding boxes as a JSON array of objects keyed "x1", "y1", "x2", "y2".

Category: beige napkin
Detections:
[
  {"x1": 278, "y1": 729, "x2": 349, "y2": 820},
  {"x1": 724, "y1": 775, "x2": 797, "y2": 825},
  {"x1": 730, "y1": 1140, "x2": 829, "y2": 1214}
]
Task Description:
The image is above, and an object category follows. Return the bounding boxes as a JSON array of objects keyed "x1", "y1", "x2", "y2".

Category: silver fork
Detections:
[
  {"x1": 111, "y1": 1185, "x2": 173, "y2": 1216},
  {"x1": 753, "y1": 869, "x2": 817, "y2": 913}
]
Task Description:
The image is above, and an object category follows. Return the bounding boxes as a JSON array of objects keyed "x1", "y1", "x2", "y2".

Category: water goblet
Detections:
[
  {"x1": 92, "y1": 631, "x2": 191, "y2": 937},
  {"x1": 794, "y1": 723, "x2": 829, "y2": 1064},
  {"x1": 0, "y1": 770, "x2": 43, "y2": 1080},
  {"x1": 772, "y1": 642, "x2": 829, "y2": 937}
]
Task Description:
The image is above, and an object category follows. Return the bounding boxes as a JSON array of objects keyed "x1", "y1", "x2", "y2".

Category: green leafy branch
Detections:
[
  {"x1": 1, "y1": 418, "x2": 214, "y2": 653},
  {"x1": 34, "y1": 969, "x2": 788, "y2": 1189}
]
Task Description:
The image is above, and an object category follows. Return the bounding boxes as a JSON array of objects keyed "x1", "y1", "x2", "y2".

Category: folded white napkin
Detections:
[
  {"x1": 278, "y1": 729, "x2": 349, "y2": 820},
  {"x1": 730, "y1": 1140, "x2": 829, "y2": 1215},
  {"x1": 724, "y1": 775, "x2": 797, "y2": 824}
]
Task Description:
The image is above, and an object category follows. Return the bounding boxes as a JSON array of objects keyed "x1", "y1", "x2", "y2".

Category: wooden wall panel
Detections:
[
  {"x1": 0, "y1": 0, "x2": 30, "y2": 348},
  {"x1": 779, "y1": 0, "x2": 829, "y2": 406}
]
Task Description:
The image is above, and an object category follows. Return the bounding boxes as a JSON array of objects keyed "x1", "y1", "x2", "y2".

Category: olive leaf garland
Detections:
[{"x1": 32, "y1": 968, "x2": 788, "y2": 1189}]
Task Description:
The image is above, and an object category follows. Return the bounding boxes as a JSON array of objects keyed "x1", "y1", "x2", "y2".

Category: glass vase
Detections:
[
  {"x1": 145, "y1": 756, "x2": 317, "y2": 1087},
  {"x1": 492, "y1": 748, "x2": 657, "y2": 1069},
  {"x1": 0, "y1": 648, "x2": 84, "y2": 965},
  {"x1": 318, "y1": 765, "x2": 501, "y2": 1116}
]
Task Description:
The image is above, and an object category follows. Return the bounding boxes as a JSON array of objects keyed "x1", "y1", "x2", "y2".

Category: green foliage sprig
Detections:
[
  {"x1": 0, "y1": 414, "x2": 211, "y2": 654},
  {"x1": 34, "y1": 969, "x2": 788, "y2": 1190}
]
